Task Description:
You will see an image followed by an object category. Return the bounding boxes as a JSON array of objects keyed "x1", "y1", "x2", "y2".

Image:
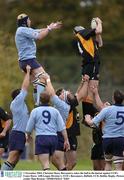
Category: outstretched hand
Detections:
[
  {"x1": 26, "y1": 65, "x2": 31, "y2": 73},
  {"x1": 40, "y1": 73, "x2": 50, "y2": 84},
  {"x1": 95, "y1": 17, "x2": 102, "y2": 24},
  {"x1": 48, "y1": 21, "x2": 62, "y2": 30}
]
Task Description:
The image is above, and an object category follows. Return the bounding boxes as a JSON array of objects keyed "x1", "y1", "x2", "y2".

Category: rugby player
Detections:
[
  {"x1": 26, "y1": 91, "x2": 70, "y2": 170},
  {"x1": 65, "y1": 105, "x2": 80, "y2": 170},
  {"x1": 1, "y1": 65, "x2": 31, "y2": 170},
  {"x1": 15, "y1": 13, "x2": 62, "y2": 105},
  {"x1": 0, "y1": 108, "x2": 11, "y2": 169},
  {"x1": 85, "y1": 90, "x2": 124, "y2": 170},
  {"x1": 74, "y1": 17, "x2": 103, "y2": 108},
  {"x1": 44, "y1": 73, "x2": 89, "y2": 170},
  {"x1": 82, "y1": 101, "x2": 105, "y2": 170}
]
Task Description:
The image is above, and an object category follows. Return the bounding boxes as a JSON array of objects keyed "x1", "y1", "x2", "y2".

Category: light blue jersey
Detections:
[
  {"x1": 10, "y1": 89, "x2": 29, "y2": 133},
  {"x1": 26, "y1": 106, "x2": 66, "y2": 136},
  {"x1": 92, "y1": 105, "x2": 124, "y2": 138},
  {"x1": 51, "y1": 95, "x2": 70, "y2": 123},
  {"x1": 15, "y1": 27, "x2": 40, "y2": 60}
]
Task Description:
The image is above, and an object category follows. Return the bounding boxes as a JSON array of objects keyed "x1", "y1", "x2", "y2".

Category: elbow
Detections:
[{"x1": 37, "y1": 36, "x2": 43, "y2": 40}]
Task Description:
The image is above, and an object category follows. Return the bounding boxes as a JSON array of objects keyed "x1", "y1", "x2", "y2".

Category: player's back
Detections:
[
  {"x1": 10, "y1": 89, "x2": 29, "y2": 133},
  {"x1": 30, "y1": 106, "x2": 65, "y2": 136},
  {"x1": 103, "y1": 105, "x2": 124, "y2": 138},
  {"x1": 15, "y1": 27, "x2": 36, "y2": 60}
]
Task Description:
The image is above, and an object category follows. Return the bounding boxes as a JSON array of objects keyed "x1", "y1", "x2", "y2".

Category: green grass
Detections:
[{"x1": 13, "y1": 158, "x2": 92, "y2": 170}]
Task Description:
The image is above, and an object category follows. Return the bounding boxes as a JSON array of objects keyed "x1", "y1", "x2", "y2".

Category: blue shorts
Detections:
[
  {"x1": 35, "y1": 135, "x2": 58, "y2": 156},
  {"x1": 19, "y1": 58, "x2": 41, "y2": 72},
  {"x1": 56, "y1": 132, "x2": 64, "y2": 151},
  {"x1": 9, "y1": 130, "x2": 26, "y2": 152},
  {"x1": 103, "y1": 137, "x2": 124, "y2": 157}
]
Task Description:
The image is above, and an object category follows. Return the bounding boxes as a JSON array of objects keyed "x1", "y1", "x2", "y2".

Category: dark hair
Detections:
[
  {"x1": 40, "y1": 91, "x2": 50, "y2": 104},
  {"x1": 11, "y1": 89, "x2": 21, "y2": 100},
  {"x1": 114, "y1": 90, "x2": 124, "y2": 104},
  {"x1": 56, "y1": 88, "x2": 63, "y2": 96}
]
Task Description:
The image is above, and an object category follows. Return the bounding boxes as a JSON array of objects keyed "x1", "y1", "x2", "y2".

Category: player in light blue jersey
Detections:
[
  {"x1": 15, "y1": 13, "x2": 62, "y2": 105},
  {"x1": 85, "y1": 89, "x2": 124, "y2": 170},
  {"x1": 1, "y1": 65, "x2": 31, "y2": 171},
  {"x1": 26, "y1": 91, "x2": 70, "y2": 170},
  {"x1": 44, "y1": 74, "x2": 89, "y2": 170}
]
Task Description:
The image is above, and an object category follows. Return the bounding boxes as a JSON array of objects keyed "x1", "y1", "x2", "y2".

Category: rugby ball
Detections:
[{"x1": 91, "y1": 18, "x2": 97, "y2": 29}]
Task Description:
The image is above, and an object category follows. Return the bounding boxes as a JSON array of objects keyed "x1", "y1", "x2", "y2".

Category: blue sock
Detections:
[{"x1": 36, "y1": 84, "x2": 45, "y2": 105}]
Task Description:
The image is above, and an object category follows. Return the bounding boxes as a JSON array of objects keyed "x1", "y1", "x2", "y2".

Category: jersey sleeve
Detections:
[
  {"x1": 0, "y1": 107, "x2": 10, "y2": 121},
  {"x1": 51, "y1": 95, "x2": 70, "y2": 114},
  {"x1": 14, "y1": 89, "x2": 27, "y2": 104},
  {"x1": 11, "y1": 89, "x2": 27, "y2": 111},
  {"x1": 79, "y1": 29, "x2": 96, "y2": 40},
  {"x1": 20, "y1": 27, "x2": 40, "y2": 40},
  {"x1": 92, "y1": 107, "x2": 108, "y2": 126},
  {"x1": 56, "y1": 110, "x2": 66, "y2": 132}
]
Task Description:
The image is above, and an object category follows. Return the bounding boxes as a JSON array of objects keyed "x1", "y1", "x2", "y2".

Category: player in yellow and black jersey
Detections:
[
  {"x1": 74, "y1": 17, "x2": 103, "y2": 108},
  {"x1": 74, "y1": 17, "x2": 103, "y2": 81},
  {"x1": 82, "y1": 101, "x2": 105, "y2": 170},
  {"x1": 65, "y1": 96, "x2": 80, "y2": 170},
  {"x1": 0, "y1": 107, "x2": 12, "y2": 169}
]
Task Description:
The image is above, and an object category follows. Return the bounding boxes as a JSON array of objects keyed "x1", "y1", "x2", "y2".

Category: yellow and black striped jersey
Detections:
[
  {"x1": 0, "y1": 107, "x2": 10, "y2": 133},
  {"x1": 75, "y1": 28, "x2": 100, "y2": 64}
]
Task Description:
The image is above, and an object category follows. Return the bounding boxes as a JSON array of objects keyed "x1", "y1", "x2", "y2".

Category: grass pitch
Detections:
[{"x1": 14, "y1": 158, "x2": 92, "y2": 170}]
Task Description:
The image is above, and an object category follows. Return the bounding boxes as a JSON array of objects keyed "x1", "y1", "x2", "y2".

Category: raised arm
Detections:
[
  {"x1": 37, "y1": 21, "x2": 62, "y2": 40},
  {"x1": 42, "y1": 74, "x2": 55, "y2": 97},
  {"x1": 96, "y1": 34, "x2": 103, "y2": 47},
  {"x1": 91, "y1": 87, "x2": 104, "y2": 111},
  {"x1": 76, "y1": 75, "x2": 89, "y2": 103},
  {"x1": 95, "y1": 17, "x2": 102, "y2": 35},
  {"x1": 21, "y1": 65, "x2": 31, "y2": 91}
]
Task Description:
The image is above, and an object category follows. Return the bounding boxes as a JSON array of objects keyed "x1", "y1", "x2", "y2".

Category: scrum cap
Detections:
[
  {"x1": 74, "y1": 26, "x2": 85, "y2": 33},
  {"x1": 17, "y1": 13, "x2": 29, "y2": 27}
]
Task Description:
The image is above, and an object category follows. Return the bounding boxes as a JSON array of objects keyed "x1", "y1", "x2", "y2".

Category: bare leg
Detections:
[
  {"x1": 52, "y1": 151, "x2": 66, "y2": 170},
  {"x1": 105, "y1": 161, "x2": 112, "y2": 171},
  {"x1": 113, "y1": 156, "x2": 124, "y2": 171},
  {"x1": 114, "y1": 162, "x2": 123, "y2": 170},
  {"x1": 65, "y1": 150, "x2": 77, "y2": 170},
  {"x1": 38, "y1": 154, "x2": 50, "y2": 170},
  {"x1": 92, "y1": 160, "x2": 105, "y2": 170},
  {"x1": 32, "y1": 67, "x2": 46, "y2": 105},
  {"x1": 1, "y1": 150, "x2": 21, "y2": 170}
]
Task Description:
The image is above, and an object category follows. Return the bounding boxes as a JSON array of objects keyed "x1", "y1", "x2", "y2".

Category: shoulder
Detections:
[
  {"x1": 16, "y1": 27, "x2": 33, "y2": 34},
  {"x1": 16, "y1": 27, "x2": 26, "y2": 33},
  {"x1": 100, "y1": 106, "x2": 112, "y2": 113},
  {"x1": 31, "y1": 108, "x2": 38, "y2": 115},
  {"x1": 20, "y1": 89, "x2": 28, "y2": 95}
]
